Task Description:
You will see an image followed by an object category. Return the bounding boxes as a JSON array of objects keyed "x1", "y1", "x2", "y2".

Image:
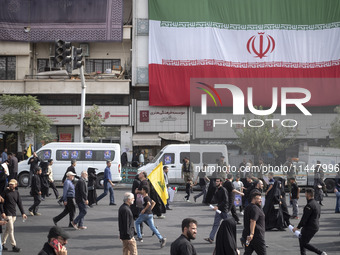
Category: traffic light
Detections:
[
  {"x1": 83, "y1": 117, "x2": 91, "y2": 137},
  {"x1": 73, "y1": 47, "x2": 83, "y2": 69},
  {"x1": 54, "y1": 40, "x2": 72, "y2": 66}
]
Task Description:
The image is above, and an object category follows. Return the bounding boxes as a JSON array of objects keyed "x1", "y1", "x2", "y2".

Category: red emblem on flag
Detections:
[{"x1": 247, "y1": 32, "x2": 275, "y2": 59}]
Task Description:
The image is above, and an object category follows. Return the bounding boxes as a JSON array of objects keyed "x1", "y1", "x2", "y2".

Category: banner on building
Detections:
[
  {"x1": 0, "y1": 0, "x2": 123, "y2": 42},
  {"x1": 148, "y1": 0, "x2": 340, "y2": 106}
]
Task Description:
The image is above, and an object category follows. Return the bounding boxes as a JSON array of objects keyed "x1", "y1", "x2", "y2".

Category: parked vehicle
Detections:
[
  {"x1": 138, "y1": 144, "x2": 228, "y2": 184},
  {"x1": 264, "y1": 147, "x2": 340, "y2": 192},
  {"x1": 17, "y1": 142, "x2": 121, "y2": 187}
]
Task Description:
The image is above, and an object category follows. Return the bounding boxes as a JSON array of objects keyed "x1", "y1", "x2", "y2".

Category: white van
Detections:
[
  {"x1": 17, "y1": 142, "x2": 121, "y2": 187},
  {"x1": 138, "y1": 144, "x2": 228, "y2": 184}
]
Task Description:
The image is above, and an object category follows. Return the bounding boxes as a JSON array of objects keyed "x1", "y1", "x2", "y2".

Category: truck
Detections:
[{"x1": 267, "y1": 147, "x2": 340, "y2": 192}]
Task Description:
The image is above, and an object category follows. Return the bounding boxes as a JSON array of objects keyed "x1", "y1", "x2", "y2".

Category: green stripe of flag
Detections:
[{"x1": 149, "y1": 0, "x2": 340, "y2": 26}]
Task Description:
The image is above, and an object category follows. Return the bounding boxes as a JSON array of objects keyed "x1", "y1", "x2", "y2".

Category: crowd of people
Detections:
[{"x1": 0, "y1": 147, "x2": 339, "y2": 254}]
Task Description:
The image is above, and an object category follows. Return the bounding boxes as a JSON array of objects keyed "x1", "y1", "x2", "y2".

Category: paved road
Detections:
[{"x1": 5, "y1": 186, "x2": 340, "y2": 255}]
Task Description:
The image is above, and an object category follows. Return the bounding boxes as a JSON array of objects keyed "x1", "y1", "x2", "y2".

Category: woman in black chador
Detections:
[
  {"x1": 263, "y1": 180, "x2": 286, "y2": 231},
  {"x1": 214, "y1": 218, "x2": 239, "y2": 255},
  {"x1": 87, "y1": 167, "x2": 97, "y2": 207}
]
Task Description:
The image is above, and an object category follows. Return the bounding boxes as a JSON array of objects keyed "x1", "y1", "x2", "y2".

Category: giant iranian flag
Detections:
[{"x1": 149, "y1": 0, "x2": 340, "y2": 106}]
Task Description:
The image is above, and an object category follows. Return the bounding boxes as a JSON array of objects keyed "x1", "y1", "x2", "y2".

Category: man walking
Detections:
[
  {"x1": 204, "y1": 178, "x2": 228, "y2": 244},
  {"x1": 53, "y1": 172, "x2": 76, "y2": 228},
  {"x1": 134, "y1": 186, "x2": 166, "y2": 248},
  {"x1": 97, "y1": 160, "x2": 116, "y2": 205},
  {"x1": 118, "y1": 192, "x2": 137, "y2": 255},
  {"x1": 293, "y1": 188, "x2": 327, "y2": 255},
  {"x1": 0, "y1": 179, "x2": 27, "y2": 252},
  {"x1": 223, "y1": 173, "x2": 244, "y2": 224},
  {"x1": 28, "y1": 152, "x2": 40, "y2": 187},
  {"x1": 46, "y1": 159, "x2": 60, "y2": 199},
  {"x1": 171, "y1": 218, "x2": 197, "y2": 255},
  {"x1": 28, "y1": 167, "x2": 42, "y2": 216},
  {"x1": 163, "y1": 166, "x2": 172, "y2": 210},
  {"x1": 72, "y1": 171, "x2": 88, "y2": 230},
  {"x1": 242, "y1": 191, "x2": 266, "y2": 255},
  {"x1": 8, "y1": 153, "x2": 18, "y2": 181}
]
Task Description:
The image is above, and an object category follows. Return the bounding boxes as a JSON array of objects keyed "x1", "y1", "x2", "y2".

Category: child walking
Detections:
[{"x1": 184, "y1": 178, "x2": 193, "y2": 202}]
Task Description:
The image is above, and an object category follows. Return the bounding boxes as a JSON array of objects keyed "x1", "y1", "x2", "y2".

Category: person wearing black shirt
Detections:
[
  {"x1": 289, "y1": 177, "x2": 300, "y2": 219},
  {"x1": 28, "y1": 152, "x2": 40, "y2": 187},
  {"x1": 242, "y1": 191, "x2": 266, "y2": 255},
  {"x1": 293, "y1": 189, "x2": 327, "y2": 255},
  {"x1": 194, "y1": 164, "x2": 209, "y2": 203},
  {"x1": 171, "y1": 218, "x2": 197, "y2": 255},
  {"x1": 87, "y1": 167, "x2": 97, "y2": 207},
  {"x1": 204, "y1": 178, "x2": 228, "y2": 244},
  {"x1": 38, "y1": 226, "x2": 69, "y2": 255},
  {"x1": 28, "y1": 167, "x2": 42, "y2": 216},
  {"x1": 223, "y1": 174, "x2": 244, "y2": 224},
  {"x1": 73, "y1": 171, "x2": 88, "y2": 230},
  {"x1": 0, "y1": 196, "x2": 8, "y2": 253},
  {"x1": 134, "y1": 186, "x2": 166, "y2": 248},
  {"x1": 0, "y1": 179, "x2": 27, "y2": 252},
  {"x1": 118, "y1": 192, "x2": 137, "y2": 255}
]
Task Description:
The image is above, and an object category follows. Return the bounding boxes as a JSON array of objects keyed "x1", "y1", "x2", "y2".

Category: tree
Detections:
[
  {"x1": 0, "y1": 95, "x2": 53, "y2": 153},
  {"x1": 329, "y1": 106, "x2": 340, "y2": 148},
  {"x1": 84, "y1": 105, "x2": 106, "y2": 142},
  {"x1": 233, "y1": 110, "x2": 297, "y2": 162}
]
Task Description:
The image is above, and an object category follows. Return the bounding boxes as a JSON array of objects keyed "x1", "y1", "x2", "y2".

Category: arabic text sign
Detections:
[{"x1": 136, "y1": 101, "x2": 188, "y2": 132}]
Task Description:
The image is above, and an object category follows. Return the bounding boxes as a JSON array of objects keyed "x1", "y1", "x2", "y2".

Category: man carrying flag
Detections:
[{"x1": 148, "y1": 162, "x2": 168, "y2": 219}]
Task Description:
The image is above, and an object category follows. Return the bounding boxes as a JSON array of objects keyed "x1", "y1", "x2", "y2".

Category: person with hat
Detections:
[
  {"x1": 0, "y1": 179, "x2": 27, "y2": 252},
  {"x1": 96, "y1": 160, "x2": 116, "y2": 205},
  {"x1": 58, "y1": 160, "x2": 78, "y2": 206},
  {"x1": 53, "y1": 172, "x2": 76, "y2": 228},
  {"x1": 38, "y1": 226, "x2": 69, "y2": 255}
]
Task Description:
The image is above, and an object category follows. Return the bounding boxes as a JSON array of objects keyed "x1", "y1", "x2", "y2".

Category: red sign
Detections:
[
  {"x1": 204, "y1": 120, "x2": 213, "y2": 132},
  {"x1": 140, "y1": 110, "x2": 149, "y2": 122},
  {"x1": 59, "y1": 133, "x2": 72, "y2": 142}
]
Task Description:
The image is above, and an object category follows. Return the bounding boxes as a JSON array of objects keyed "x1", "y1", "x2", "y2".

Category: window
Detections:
[
  {"x1": 93, "y1": 150, "x2": 115, "y2": 161},
  {"x1": 180, "y1": 152, "x2": 200, "y2": 164},
  {"x1": 56, "y1": 150, "x2": 71, "y2": 161},
  {"x1": 203, "y1": 152, "x2": 223, "y2": 164},
  {"x1": 0, "y1": 56, "x2": 16, "y2": 80},
  {"x1": 85, "y1": 59, "x2": 121, "y2": 73},
  {"x1": 56, "y1": 150, "x2": 115, "y2": 161},
  {"x1": 37, "y1": 150, "x2": 52, "y2": 160},
  {"x1": 161, "y1": 153, "x2": 175, "y2": 165},
  {"x1": 37, "y1": 58, "x2": 56, "y2": 72}
]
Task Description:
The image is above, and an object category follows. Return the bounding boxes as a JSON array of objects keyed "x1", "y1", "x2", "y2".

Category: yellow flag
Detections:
[
  {"x1": 26, "y1": 144, "x2": 32, "y2": 158},
  {"x1": 148, "y1": 162, "x2": 168, "y2": 205}
]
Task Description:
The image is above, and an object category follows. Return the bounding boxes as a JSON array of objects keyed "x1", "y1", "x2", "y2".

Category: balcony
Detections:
[{"x1": 0, "y1": 75, "x2": 130, "y2": 95}]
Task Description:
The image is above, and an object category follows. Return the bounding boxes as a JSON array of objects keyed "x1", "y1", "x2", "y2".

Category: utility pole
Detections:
[{"x1": 80, "y1": 65, "x2": 86, "y2": 142}]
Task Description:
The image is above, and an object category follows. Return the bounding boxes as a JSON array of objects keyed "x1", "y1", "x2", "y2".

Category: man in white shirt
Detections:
[{"x1": 139, "y1": 151, "x2": 145, "y2": 166}]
